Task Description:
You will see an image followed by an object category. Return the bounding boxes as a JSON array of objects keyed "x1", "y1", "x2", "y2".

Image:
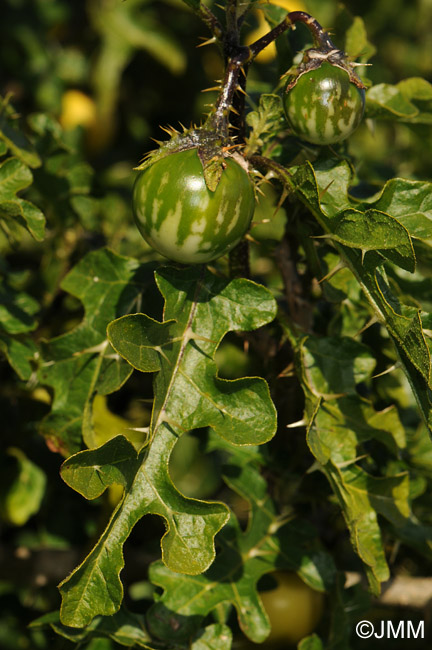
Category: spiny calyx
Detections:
[{"x1": 135, "y1": 123, "x2": 247, "y2": 193}]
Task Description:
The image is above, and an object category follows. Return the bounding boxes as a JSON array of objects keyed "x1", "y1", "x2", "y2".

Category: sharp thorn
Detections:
[
  {"x1": 287, "y1": 419, "x2": 307, "y2": 428},
  {"x1": 197, "y1": 36, "x2": 217, "y2": 48},
  {"x1": 160, "y1": 125, "x2": 174, "y2": 135},
  {"x1": 318, "y1": 180, "x2": 335, "y2": 199},
  {"x1": 355, "y1": 315, "x2": 379, "y2": 337},
  {"x1": 371, "y1": 362, "x2": 400, "y2": 379},
  {"x1": 318, "y1": 261, "x2": 346, "y2": 284}
]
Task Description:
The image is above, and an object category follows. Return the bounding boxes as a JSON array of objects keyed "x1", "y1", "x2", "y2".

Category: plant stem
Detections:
[
  {"x1": 212, "y1": 51, "x2": 249, "y2": 138},
  {"x1": 197, "y1": 3, "x2": 224, "y2": 40},
  {"x1": 286, "y1": 11, "x2": 338, "y2": 51},
  {"x1": 219, "y1": 9, "x2": 336, "y2": 279},
  {"x1": 225, "y1": 0, "x2": 240, "y2": 50},
  {"x1": 248, "y1": 11, "x2": 338, "y2": 60},
  {"x1": 212, "y1": 10, "x2": 339, "y2": 138}
]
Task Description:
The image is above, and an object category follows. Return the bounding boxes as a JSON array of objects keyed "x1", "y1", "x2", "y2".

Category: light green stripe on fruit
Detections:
[{"x1": 133, "y1": 148, "x2": 255, "y2": 264}]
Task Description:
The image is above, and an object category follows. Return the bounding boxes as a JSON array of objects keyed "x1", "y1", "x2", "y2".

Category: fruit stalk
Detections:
[{"x1": 247, "y1": 11, "x2": 337, "y2": 61}]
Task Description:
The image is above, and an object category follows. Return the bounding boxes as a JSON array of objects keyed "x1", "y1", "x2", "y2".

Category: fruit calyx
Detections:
[
  {"x1": 285, "y1": 47, "x2": 367, "y2": 92},
  {"x1": 134, "y1": 123, "x2": 247, "y2": 193}
]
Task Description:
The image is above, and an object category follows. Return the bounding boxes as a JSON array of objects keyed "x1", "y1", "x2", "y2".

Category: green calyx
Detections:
[
  {"x1": 134, "y1": 122, "x2": 242, "y2": 192},
  {"x1": 283, "y1": 59, "x2": 366, "y2": 145},
  {"x1": 285, "y1": 47, "x2": 366, "y2": 92}
]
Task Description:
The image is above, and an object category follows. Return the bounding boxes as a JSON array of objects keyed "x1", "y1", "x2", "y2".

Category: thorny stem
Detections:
[
  {"x1": 275, "y1": 232, "x2": 312, "y2": 331},
  {"x1": 249, "y1": 11, "x2": 338, "y2": 60},
  {"x1": 212, "y1": 52, "x2": 249, "y2": 137},
  {"x1": 236, "y1": 1, "x2": 253, "y2": 29},
  {"x1": 286, "y1": 11, "x2": 338, "y2": 50},
  {"x1": 212, "y1": 10, "x2": 339, "y2": 139},
  {"x1": 249, "y1": 154, "x2": 295, "y2": 190},
  {"x1": 225, "y1": 1, "x2": 254, "y2": 48},
  {"x1": 209, "y1": 7, "x2": 336, "y2": 276},
  {"x1": 225, "y1": 0, "x2": 240, "y2": 49},
  {"x1": 193, "y1": 3, "x2": 224, "y2": 41}
]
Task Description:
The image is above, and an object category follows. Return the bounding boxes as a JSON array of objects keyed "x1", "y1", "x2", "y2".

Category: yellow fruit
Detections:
[
  {"x1": 31, "y1": 387, "x2": 52, "y2": 404},
  {"x1": 107, "y1": 483, "x2": 125, "y2": 509},
  {"x1": 60, "y1": 89, "x2": 97, "y2": 130},
  {"x1": 91, "y1": 394, "x2": 148, "y2": 450},
  {"x1": 259, "y1": 572, "x2": 325, "y2": 646},
  {"x1": 246, "y1": 10, "x2": 277, "y2": 64},
  {"x1": 246, "y1": 2, "x2": 308, "y2": 64},
  {"x1": 265, "y1": 0, "x2": 307, "y2": 10}
]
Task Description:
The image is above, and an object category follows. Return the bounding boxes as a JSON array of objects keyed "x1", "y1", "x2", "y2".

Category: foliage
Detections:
[{"x1": 1, "y1": 1, "x2": 432, "y2": 649}]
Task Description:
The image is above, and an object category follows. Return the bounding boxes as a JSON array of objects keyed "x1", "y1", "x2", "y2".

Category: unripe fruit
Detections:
[
  {"x1": 133, "y1": 149, "x2": 255, "y2": 264},
  {"x1": 283, "y1": 61, "x2": 365, "y2": 145}
]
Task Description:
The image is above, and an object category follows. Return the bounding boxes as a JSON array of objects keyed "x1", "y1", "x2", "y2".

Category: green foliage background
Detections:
[{"x1": 1, "y1": 0, "x2": 432, "y2": 649}]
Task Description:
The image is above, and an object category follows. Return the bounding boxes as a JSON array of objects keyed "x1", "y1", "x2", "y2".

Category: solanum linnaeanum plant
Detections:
[
  {"x1": 11, "y1": 3, "x2": 432, "y2": 650},
  {"x1": 132, "y1": 10, "x2": 367, "y2": 265}
]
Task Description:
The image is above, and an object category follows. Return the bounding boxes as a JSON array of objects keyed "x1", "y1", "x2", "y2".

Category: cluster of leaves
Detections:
[{"x1": 2, "y1": 1, "x2": 432, "y2": 649}]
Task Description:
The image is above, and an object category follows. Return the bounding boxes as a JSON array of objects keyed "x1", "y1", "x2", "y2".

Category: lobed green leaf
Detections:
[
  {"x1": 0, "y1": 98, "x2": 41, "y2": 168},
  {"x1": 366, "y1": 78, "x2": 432, "y2": 124},
  {"x1": 38, "y1": 248, "x2": 156, "y2": 455},
  {"x1": 0, "y1": 448, "x2": 46, "y2": 526},
  {"x1": 30, "y1": 608, "x2": 155, "y2": 648},
  {"x1": 59, "y1": 431, "x2": 230, "y2": 626},
  {"x1": 288, "y1": 161, "x2": 432, "y2": 434},
  {"x1": 109, "y1": 266, "x2": 278, "y2": 446},
  {"x1": 58, "y1": 265, "x2": 278, "y2": 628},
  {"x1": 191, "y1": 624, "x2": 232, "y2": 649},
  {"x1": 245, "y1": 94, "x2": 284, "y2": 157},
  {"x1": 147, "y1": 453, "x2": 335, "y2": 644},
  {"x1": 0, "y1": 157, "x2": 45, "y2": 241},
  {"x1": 284, "y1": 324, "x2": 426, "y2": 594}
]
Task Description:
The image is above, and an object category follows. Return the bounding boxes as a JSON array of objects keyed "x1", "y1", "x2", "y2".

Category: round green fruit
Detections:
[
  {"x1": 132, "y1": 148, "x2": 255, "y2": 264},
  {"x1": 283, "y1": 61, "x2": 365, "y2": 145},
  {"x1": 259, "y1": 572, "x2": 325, "y2": 646}
]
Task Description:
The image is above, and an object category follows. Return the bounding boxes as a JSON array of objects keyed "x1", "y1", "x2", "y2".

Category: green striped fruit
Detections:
[
  {"x1": 133, "y1": 149, "x2": 255, "y2": 264},
  {"x1": 283, "y1": 62, "x2": 365, "y2": 145}
]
